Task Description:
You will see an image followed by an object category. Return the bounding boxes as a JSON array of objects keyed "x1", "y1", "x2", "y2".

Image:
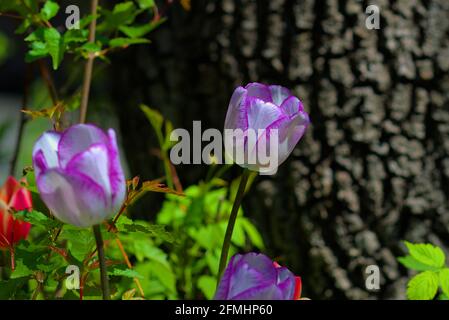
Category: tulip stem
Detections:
[
  {"x1": 93, "y1": 225, "x2": 110, "y2": 300},
  {"x1": 217, "y1": 169, "x2": 250, "y2": 284}
]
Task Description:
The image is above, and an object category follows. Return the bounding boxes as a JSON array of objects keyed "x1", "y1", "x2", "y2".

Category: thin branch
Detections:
[
  {"x1": 0, "y1": 12, "x2": 24, "y2": 20},
  {"x1": 79, "y1": 0, "x2": 99, "y2": 124},
  {"x1": 38, "y1": 60, "x2": 58, "y2": 105}
]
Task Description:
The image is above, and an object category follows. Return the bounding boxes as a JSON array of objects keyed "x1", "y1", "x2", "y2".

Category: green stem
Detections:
[
  {"x1": 93, "y1": 225, "x2": 110, "y2": 300},
  {"x1": 217, "y1": 169, "x2": 250, "y2": 284},
  {"x1": 162, "y1": 151, "x2": 174, "y2": 189}
]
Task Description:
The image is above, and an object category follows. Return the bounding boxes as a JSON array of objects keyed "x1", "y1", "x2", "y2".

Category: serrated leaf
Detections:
[
  {"x1": 63, "y1": 29, "x2": 88, "y2": 44},
  {"x1": 116, "y1": 217, "x2": 175, "y2": 243},
  {"x1": 398, "y1": 256, "x2": 438, "y2": 272},
  {"x1": 109, "y1": 37, "x2": 150, "y2": 48},
  {"x1": 25, "y1": 27, "x2": 64, "y2": 69},
  {"x1": 407, "y1": 271, "x2": 439, "y2": 300},
  {"x1": 0, "y1": 278, "x2": 28, "y2": 299},
  {"x1": 439, "y1": 268, "x2": 449, "y2": 298},
  {"x1": 98, "y1": 2, "x2": 138, "y2": 32},
  {"x1": 14, "y1": 210, "x2": 61, "y2": 229},
  {"x1": 40, "y1": 0, "x2": 59, "y2": 21},
  {"x1": 404, "y1": 242, "x2": 445, "y2": 269},
  {"x1": 60, "y1": 227, "x2": 95, "y2": 262}
]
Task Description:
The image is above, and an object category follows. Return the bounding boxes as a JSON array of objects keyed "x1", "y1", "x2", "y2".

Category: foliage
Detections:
[{"x1": 398, "y1": 241, "x2": 449, "y2": 300}]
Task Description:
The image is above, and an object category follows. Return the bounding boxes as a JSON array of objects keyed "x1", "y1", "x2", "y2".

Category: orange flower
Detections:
[{"x1": 0, "y1": 176, "x2": 32, "y2": 248}]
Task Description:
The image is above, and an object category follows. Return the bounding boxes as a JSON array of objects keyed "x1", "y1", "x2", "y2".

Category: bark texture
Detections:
[{"x1": 110, "y1": 0, "x2": 449, "y2": 299}]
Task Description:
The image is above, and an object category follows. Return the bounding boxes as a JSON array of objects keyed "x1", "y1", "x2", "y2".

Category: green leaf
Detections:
[
  {"x1": 40, "y1": 0, "x2": 59, "y2": 21},
  {"x1": 137, "y1": 0, "x2": 155, "y2": 9},
  {"x1": 14, "y1": 210, "x2": 62, "y2": 229},
  {"x1": 404, "y1": 242, "x2": 445, "y2": 269},
  {"x1": 25, "y1": 28, "x2": 64, "y2": 69},
  {"x1": 407, "y1": 271, "x2": 439, "y2": 300},
  {"x1": 63, "y1": 29, "x2": 88, "y2": 45},
  {"x1": 98, "y1": 2, "x2": 138, "y2": 32},
  {"x1": 10, "y1": 241, "x2": 51, "y2": 279},
  {"x1": 141, "y1": 104, "x2": 164, "y2": 141},
  {"x1": 0, "y1": 278, "x2": 28, "y2": 299},
  {"x1": 439, "y1": 293, "x2": 449, "y2": 300},
  {"x1": 60, "y1": 227, "x2": 95, "y2": 262},
  {"x1": 116, "y1": 216, "x2": 175, "y2": 243},
  {"x1": 198, "y1": 275, "x2": 216, "y2": 300},
  {"x1": 398, "y1": 255, "x2": 438, "y2": 272},
  {"x1": 80, "y1": 42, "x2": 102, "y2": 53},
  {"x1": 439, "y1": 268, "x2": 449, "y2": 298},
  {"x1": 119, "y1": 24, "x2": 155, "y2": 38},
  {"x1": 240, "y1": 218, "x2": 265, "y2": 249},
  {"x1": 110, "y1": 268, "x2": 144, "y2": 279},
  {"x1": 109, "y1": 37, "x2": 150, "y2": 48}
]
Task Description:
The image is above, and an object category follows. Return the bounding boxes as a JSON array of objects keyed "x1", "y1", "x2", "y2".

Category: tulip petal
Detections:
[
  {"x1": 10, "y1": 187, "x2": 33, "y2": 211},
  {"x1": 0, "y1": 176, "x2": 19, "y2": 203},
  {"x1": 37, "y1": 169, "x2": 108, "y2": 227},
  {"x1": 214, "y1": 254, "x2": 240, "y2": 299},
  {"x1": 65, "y1": 143, "x2": 112, "y2": 203},
  {"x1": 107, "y1": 129, "x2": 126, "y2": 211},
  {"x1": 269, "y1": 85, "x2": 291, "y2": 106},
  {"x1": 245, "y1": 83, "x2": 273, "y2": 102},
  {"x1": 216, "y1": 253, "x2": 278, "y2": 299},
  {"x1": 58, "y1": 124, "x2": 109, "y2": 168},
  {"x1": 231, "y1": 283, "x2": 285, "y2": 300},
  {"x1": 280, "y1": 96, "x2": 302, "y2": 117},
  {"x1": 277, "y1": 111, "x2": 310, "y2": 165},
  {"x1": 276, "y1": 267, "x2": 297, "y2": 299},
  {"x1": 247, "y1": 98, "x2": 284, "y2": 131},
  {"x1": 224, "y1": 86, "x2": 248, "y2": 131},
  {"x1": 32, "y1": 131, "x2": 61, "y2": 177}
]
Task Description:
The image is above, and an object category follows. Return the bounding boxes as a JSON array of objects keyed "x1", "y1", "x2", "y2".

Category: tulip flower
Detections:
[
  {"x1": 0, "y1": 177, "x2": 32, "y2": 248},
  {"x1": 218, "y1": 83, "x2": 310, "y2": 284},
  {"x1": 224, "y1": 82, "x2": 310, "y2": 175},
  {"x1": 32, "y1": 124, "x2": 126, "y2": 228},
  {"x1": 215, "y1": 253, "x2": 302, "y2": 300}
]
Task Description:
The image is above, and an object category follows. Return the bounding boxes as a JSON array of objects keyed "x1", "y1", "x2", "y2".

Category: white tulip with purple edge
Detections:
[
  {"x1": 32, "y1": 124, "x2": 126, "y2": 228},
  {"x1": 224, "y1": 82, "x2": 310, "y2": 174}
]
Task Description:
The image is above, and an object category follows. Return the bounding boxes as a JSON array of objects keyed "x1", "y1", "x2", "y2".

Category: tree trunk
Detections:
[{"x1": 110, "y1": 0, "x2": 449, "y2": 299}]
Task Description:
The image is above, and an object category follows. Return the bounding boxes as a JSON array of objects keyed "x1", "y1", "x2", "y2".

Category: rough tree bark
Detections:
[{"x1": 110, "y1": 0, "x2": 449, "y2": 299}]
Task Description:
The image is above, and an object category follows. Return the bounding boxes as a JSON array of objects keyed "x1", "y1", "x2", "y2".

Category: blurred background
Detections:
[{"x1": 1, "y1": 0, "x2": 449, "y2": 299}]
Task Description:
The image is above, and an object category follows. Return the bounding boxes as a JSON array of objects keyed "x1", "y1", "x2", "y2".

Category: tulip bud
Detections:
[
  {"x1": 224, "y1": 83, "x2": 310, "y2": 174},
  {"x1": 32, "y1": 124, "x2": 126, "y2": 228},
  {"x1": 215, "y1": 252, "x2": 302, "y2": 300},
  {"x1": 0, "y1": 177, "x2": 32, "y2": 248}
]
